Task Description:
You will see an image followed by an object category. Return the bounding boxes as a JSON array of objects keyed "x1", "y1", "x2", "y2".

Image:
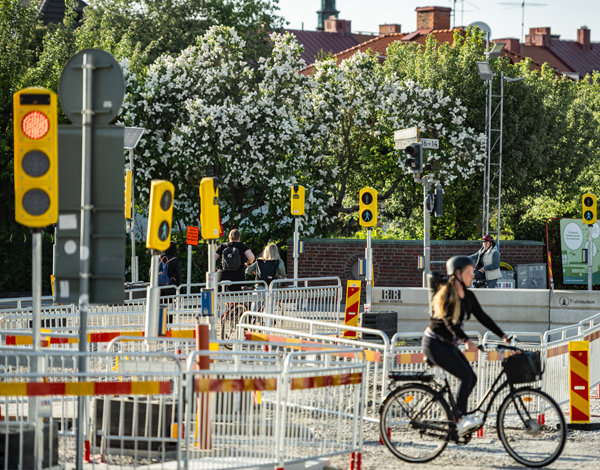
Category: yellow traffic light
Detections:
[
  {"x1": 583, "y1": 193, "x2": 597, "y2": 225},
  {"x1": 359, "y1": 187, "x2": 378, "y2": 227},
  {"x1": 13, "y1": 88, "x2": 59, "y2": 228},
  {"x1": 124, "y1": 170, "x2": 132, "y2": 219},
  {"x1": 291, "y1": 185, "x2": 305, "y2": 216},
  {"x1": 146, "y1": 180, "x2": 174, "y2": 251},
  {"x1": 200, "y1": 177, "x2": 221, "y2": 239}
]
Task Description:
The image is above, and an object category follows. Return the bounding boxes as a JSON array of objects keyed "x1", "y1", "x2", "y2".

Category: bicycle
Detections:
[{"x1": 379, "y1": 343, "x2": 567, "y2": 468}]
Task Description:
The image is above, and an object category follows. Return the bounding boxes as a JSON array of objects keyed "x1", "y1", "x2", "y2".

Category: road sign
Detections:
[
  {"x1": 394, "y1": 127, "x2": 418, "y2": 140},
  {"x1": 421, "y1": 138, "x2": 439, "y2": 150},
  {"x1": 394, "y1": 138, "x2": 415, "y2": 150},
  {"x1": 58, "y1": 49, "x2": 125, "y2": 126},
  {"x1": 54, "y1": 125, "x2": 125, "y2": 305},
  {"x1": 187, "y1": 226, "x2": 199, "y2": 246}
]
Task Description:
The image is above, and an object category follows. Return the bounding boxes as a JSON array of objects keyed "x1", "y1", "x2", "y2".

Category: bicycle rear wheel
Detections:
[
  {"x1": 497, "y1": 387, "x2": 567, "y2": 467},
  {"x1": 220, "y1": 304, "x2": 246, "y2": 348},
  {"x1": 379, "y1": 383, "x2": 452, "y2": 463}
]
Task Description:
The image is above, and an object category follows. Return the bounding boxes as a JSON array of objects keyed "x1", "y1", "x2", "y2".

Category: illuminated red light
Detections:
[{"x1": 22, "y1": 111, "x2": 49, "y2": 140}]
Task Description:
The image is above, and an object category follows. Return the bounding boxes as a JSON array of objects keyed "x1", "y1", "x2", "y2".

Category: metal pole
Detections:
[
  {"x1": 588, "y1": 226, "x2": 593, "y2": 291},
  {"x1": 129, "y1": 148, "x2": 137, "y2": 282},
  {"x1": 497, "y1": 72, "x2": 505, "y2": 250},
  {"x1": 365, "y1": 228, "x2": 373, "y2": 310},
  {"x1": 207, "y1": 240, "x2": 218, "y2": 339},
  {"x1": 76, "y1": 51, "x2": 94, "y2": 470},
  {"x1": 31, "y1": 229, "x2": 43, "y2": 470},
  {"x1": 293, "y1": 217, "x2": 299, "y2": 282},
  {"x1": 187, "y1": 244, "x2": 192, "y2": 294},
  {"x1": 145, "y1": 252, "x2": 161, "y2": 340},
  {"x1": 52, "y1": 225, "x2": 56, "y2": 297},
  {"x1": 423, "y1": 178, "x2": 431, "y2": 287},
  {"x1": 481, "y1": 83, "x2": 489, "y2": 239},
  {"x1": 485, "y1": 71, "x2": 493, "y2": 236}
]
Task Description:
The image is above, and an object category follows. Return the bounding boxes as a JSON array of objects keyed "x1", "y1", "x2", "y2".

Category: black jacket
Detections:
[{"x1": 427, "y1": 289, "x2": 505, "y2": 342}]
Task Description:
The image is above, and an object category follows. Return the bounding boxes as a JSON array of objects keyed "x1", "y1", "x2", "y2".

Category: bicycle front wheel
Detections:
[
  {"x1": 379, "y1": 383, "x2": 452, "y2": 463},
  {"x1": 497, "y1": 387, "x2": 567, "y2": 467}
]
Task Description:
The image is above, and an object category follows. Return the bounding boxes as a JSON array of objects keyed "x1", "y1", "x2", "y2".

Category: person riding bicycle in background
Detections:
[
  {"x1": 468, "y1": 235, "x2": 501, "y2": 288},
  {"x1": 246, "y1": 243, "x2": 286, "y2": 286},
  {"x1": 424, "y1": 256, "x2": 511, "y2": 436}
]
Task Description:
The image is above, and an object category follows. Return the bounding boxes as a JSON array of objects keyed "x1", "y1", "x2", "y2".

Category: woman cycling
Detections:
[{"x1": 424, "y1": 256, "x2": 510, "y2": 436}]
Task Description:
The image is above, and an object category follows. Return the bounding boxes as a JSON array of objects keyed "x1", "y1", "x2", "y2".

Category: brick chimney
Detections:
[
  {"x1": 324, "y1": 16, "x2": 352, "y2": 33},
  {"x1": 416, "y1": 6, "x2": 451, "y2": 31},
  {"x1": 525, "y1": 27, "x2": 551, "y2": 47},
  {"x1": 501, "y1": 38, "x2": 521, "y2": 53},
  {"x1": 379, "y1": 24, "x2": 401, "y2": 34},
  {"x1": 578, "y1": 26, "x2": 591, "y2": 50}
]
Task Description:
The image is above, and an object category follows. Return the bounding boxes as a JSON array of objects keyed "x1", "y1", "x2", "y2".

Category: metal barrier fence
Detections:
[
  {"x1": 238, "y1": 312, "x2": 388, "y2": 423},
  {"x1": 0, "y1": 342, "x2": 365, "y2": 470},
  {"x1": 185, "y1": 345, "x2": 365, "y2": 470},
  {"x1": 267, "y1": 278, "x2": 342, "y2": 331}
]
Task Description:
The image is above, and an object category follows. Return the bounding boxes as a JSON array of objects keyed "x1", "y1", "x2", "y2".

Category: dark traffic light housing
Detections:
[{"x1": 405, "y1": 142, "x2": 422, "y2": 173}]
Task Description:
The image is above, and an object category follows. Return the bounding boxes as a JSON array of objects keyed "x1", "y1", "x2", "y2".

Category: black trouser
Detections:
[{"x1": 422, "y1": 335, "x2": 477, "y2": 417}]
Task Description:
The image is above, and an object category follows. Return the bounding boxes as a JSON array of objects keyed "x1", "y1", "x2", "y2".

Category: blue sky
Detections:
[{"x1": 277, "y1": 1, "x2": 600, "y2": 42}]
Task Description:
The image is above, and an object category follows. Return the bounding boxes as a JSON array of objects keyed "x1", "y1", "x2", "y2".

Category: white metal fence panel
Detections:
[
  {"x1": 266, "y1": 278, "x2": 342, "y2": 332},
  {"x1": 238, "y1": 312, "x2": 386, "y2": 423}
]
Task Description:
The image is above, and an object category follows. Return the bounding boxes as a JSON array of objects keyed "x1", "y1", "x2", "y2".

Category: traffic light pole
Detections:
[
  {"x1": 365, "y1": 228, "x2": 373, "y2": 310},
  {"x1": 31, "y1": 228, "x2": 44, "y2": 470},
  {"x1": 588, "y1": 226, "x2": 593, "y2": 291},
  {"x1": 293, "y1": 217, "x2": 299, "y2": 284},
  {"x1": 145, "y1": 251, "x2": 161, "y2": 340},
  {"x1": 207, "y1": 240, "x2": 218, "y2": 338},
  {"x1": 416, "y1": 174, "x2": 440, "y2": 287}
]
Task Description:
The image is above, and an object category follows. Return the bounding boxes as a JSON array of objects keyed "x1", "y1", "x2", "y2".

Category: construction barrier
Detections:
[
  {"x1": 185, "y1": 345, "x2": 365, "y2": 470},
  {"x1": 238, "y1": 312, "x2": 388, "y2": 423}
]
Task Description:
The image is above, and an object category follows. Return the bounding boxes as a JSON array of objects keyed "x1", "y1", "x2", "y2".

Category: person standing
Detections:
[
  {"x1": 246, "y1": 243, "x2": 286, "y2": 286},
  {"x1": 159, "y1": 241, "x2": 182, "y2": 297},
  {"x1": 468, "y1": 235, "x2": 501, "y2": 288},
  {"x1": 215, "y1": 229, "x2": 255, "y2": 291}
]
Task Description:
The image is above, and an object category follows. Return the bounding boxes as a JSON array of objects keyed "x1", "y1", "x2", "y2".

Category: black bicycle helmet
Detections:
[{"x1": 446, "y1": 256, "x2": 474, "y2": 276}]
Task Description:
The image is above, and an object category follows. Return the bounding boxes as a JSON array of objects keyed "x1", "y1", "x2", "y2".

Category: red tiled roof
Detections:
[
  {"x1": 301, "y1": 28, "x2": 465, "y2": 75},
  {"x1": 520, "y1": 45, "x2": 574, "y2": 73},
  {"x1": 286, "y1": 29, "x2": 360, "y2": 66},
  {"x1": 547, "y1": 40, "x2": 600, "y2": 78}
]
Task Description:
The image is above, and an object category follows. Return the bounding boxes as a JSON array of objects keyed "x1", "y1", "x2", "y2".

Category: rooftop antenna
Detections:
[
  {"x1": 450, "y1": 0, "x2": 480, "y2": 28},
  {"x1": 500, "y1": 1, "x2": 548, "y2": 55}
]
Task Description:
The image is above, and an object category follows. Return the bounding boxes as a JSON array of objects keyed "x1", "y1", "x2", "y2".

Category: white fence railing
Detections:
[{"x1": 0, "y1": 343, "x2": 366, "y2": 470}]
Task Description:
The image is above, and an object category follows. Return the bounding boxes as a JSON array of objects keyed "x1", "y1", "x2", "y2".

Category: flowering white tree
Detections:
[
  {"x1": 307, "y1": 51, "x2": 486, "y2": 223},
  {"x1": 120, "y1": 27, "x2": 486, "y2": 241}
]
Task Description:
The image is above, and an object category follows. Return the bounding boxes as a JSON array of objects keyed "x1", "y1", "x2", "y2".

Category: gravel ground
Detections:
[{"x1": 330, "y1": 396, "x2": 600, "y2": 470}]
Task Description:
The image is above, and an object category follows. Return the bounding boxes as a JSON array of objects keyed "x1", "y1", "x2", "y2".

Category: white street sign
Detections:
[
  {"x1": 421, "y1": 138, "x2": 439, "y2": 150},
  {"x1": 394, "y1": 127, "x2": 419, "y2": 141},
  {"x1": 394, "y1": 138, "x2": 416, "y2": 150}
]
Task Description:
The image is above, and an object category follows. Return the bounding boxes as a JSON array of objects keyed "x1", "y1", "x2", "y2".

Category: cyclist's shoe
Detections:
[{"x1": 457, "y1": 416, "x2": 483, "y2": 436}]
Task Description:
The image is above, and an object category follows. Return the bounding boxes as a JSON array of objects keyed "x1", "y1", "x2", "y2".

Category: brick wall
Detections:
[{"x1": 294, "y1": 239, "x2": 545, "y2": 302}]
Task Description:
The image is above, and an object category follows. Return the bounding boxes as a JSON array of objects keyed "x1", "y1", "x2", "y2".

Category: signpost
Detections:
[
  {"x1": 394, "y1": 127, "x2": 443, "y2": 287},
  {"x1": 58, "y1": 48, "x2": 125, "y2": 470},
  {"x1": 186, "y1": 226, "x2": 199, "y2": 293}
]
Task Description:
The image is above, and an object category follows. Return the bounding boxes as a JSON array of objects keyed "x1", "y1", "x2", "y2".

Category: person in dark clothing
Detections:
[
  {"x1": 423, "y1": 256, "x2": 510, "y2": 436},
  {"x1": 215, "y1": 229, "x2": 255, "y2": 292},
  {"x1": 160, "y1": 241, "x2": 182, "y2": 297}
]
